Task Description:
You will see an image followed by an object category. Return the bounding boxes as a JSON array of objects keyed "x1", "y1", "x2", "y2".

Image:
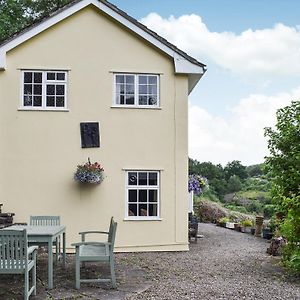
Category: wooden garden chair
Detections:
[
  {"x1": 72, "y1": 217, "x2": 118, "y2": 289},
  {"x1": 0, "y1": 229, "x2": 38, "y2": 300},
  {"x1": 30, "y1": 215, "x2": 61, "y2": 261}
]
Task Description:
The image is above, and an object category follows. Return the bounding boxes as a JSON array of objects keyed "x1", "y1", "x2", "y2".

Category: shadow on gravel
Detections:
[{"x1": 0, "y1": 251, "x2": 151, "y2": 300}]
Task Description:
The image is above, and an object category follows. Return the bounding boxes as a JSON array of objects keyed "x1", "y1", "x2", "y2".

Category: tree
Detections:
[
  {"x1": 265, "y1": 101, "x2": 300, "y2": 273},
  {"x1": 0, "y1": 0, "x2": 72, "y2": 43},
  {"x1": 227, "y1": 175, "x2": 242, "y2": 193},
  {"x1": 224, "y1": 160, "x2": 248, "y2": 181}
]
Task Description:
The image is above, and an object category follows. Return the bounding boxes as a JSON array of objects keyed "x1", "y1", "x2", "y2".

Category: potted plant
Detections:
[
  {"x1": 74, "y1": 158, "x2": 104, "y2": 184},
  {"x1": 241, "y1": 219, "x2": 253, "y2": 233},
  {"x1": 218, "y1": 217, "x2": 230, "y2": 228}
]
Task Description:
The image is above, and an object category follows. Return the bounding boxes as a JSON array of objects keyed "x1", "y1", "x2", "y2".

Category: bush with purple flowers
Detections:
[{"x1": 188, "y1": 175, "x2": 207, "y2": 195}]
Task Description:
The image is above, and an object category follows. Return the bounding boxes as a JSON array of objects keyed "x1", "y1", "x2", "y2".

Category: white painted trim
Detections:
[
  {"x1": 124, "y1": 217, "x2": 162, "y2": 221},
  {"x1": 0, "y1": 0, "x2": 205, "y2": 79},
  {"x1": 17, "y1": 67, "x2": 72, "y2": 71},
  {"x1": 124, "y1": 170, "x2": 160, "y2": 219},
  {"x1": 113, "y1": 73, "x2": 160, "y2": 107},
  {"x1": 109, "y1": 70, "x2": 164, "y2": 75},
  {"x1": 122, "y1": 167, "x2": 164, "y2": 171},
  {"x1": 110, "y1": 105, "x2": 162, "y2": 110},
  {"x1": 20, "y1": 70, "x2": 68, "y2": 110}
]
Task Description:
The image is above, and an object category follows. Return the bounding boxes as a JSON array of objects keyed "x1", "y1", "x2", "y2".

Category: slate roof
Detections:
[{"x1": 0, "y1": 0, "x2": 206, "y2": 70}]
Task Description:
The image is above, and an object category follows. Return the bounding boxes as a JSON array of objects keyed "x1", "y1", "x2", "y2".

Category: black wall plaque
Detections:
[{"x1": 80, "y1": 122, "x2": 100, "y2": 148}]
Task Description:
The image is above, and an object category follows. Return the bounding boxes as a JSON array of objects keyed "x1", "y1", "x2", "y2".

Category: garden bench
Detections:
[
  {"x1": 72, "y1": 217, "x2": 118, "y2": 289},
  {"x1": 0, "y1": 229, "x2": 38, "y2": 300}
]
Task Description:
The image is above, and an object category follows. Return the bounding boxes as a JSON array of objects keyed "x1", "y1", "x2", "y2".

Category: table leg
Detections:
[
  {"x1": 48, "y1": 238, "x2": 53, "y2": 289},
  {"x1": 62, "y1": 231, "x2": 66, "y2": 268}
]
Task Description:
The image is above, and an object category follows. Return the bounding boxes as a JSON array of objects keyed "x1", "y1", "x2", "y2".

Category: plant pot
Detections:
[
  {"x1": 240, "y1": 226, "x2": 245, "y2": 233},
  {"x1": 262, "y1": 228, "x2": 271, "y2": 239},
  {"x1": 244, "y1": 227, "x2": 251, "y2": 233},
  {"x1": 226, "y1": 222, "x2": 235, "y2": 229}
]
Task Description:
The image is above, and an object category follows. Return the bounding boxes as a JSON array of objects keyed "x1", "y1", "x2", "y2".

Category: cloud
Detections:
[
  {"x1": 141, "y1": 13, "x2": 300, "y2": 75},
  {"x1": 188, "y1": 88, "x2": 300, "y2": 166}
]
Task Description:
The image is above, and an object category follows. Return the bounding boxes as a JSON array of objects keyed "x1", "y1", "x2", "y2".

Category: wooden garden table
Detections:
[{"x1": 3, "y1": 224, "x2": 66, "y2": 289}]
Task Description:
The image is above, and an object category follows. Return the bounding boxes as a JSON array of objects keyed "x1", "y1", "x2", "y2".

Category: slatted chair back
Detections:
[
  {"x1": 0, "y1": 229, "x2": 28, "y2": 273},
  {"x1": 30, "y1": 216, "x2": 60, "y2": 226},
  {"x1": 108, "y1": 217, "x2": 117, "y2": 250}
]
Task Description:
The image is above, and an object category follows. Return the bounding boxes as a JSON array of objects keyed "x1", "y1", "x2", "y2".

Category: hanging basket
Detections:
[{"x1": 74, "y1": 158, "x2": 104, "y2": 184}]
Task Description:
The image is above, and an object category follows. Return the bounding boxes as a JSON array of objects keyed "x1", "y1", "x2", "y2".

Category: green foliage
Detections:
[
  {"x1": 0, "y1": 0, "x2": 72, "y2": 43},
  {"x1": 242, "y1": 219, "x2": 253, "y2": 227},
  {"x1": 218, "y1": 217, "x2": 230, "y2": 224},
  {"x1": 265, "y1": 101, "x2": 300, "y2": 273},
  {"x1": 224, "y1": 160, "x2": 248, "y2": 181},
  {"x1": 225, "y1": 204, "x2": 248, "y2": 214},
  {"x1": 227, "y1": 175, "x2": 242, "y2": 193},
  {"x1": 263, "y1": 204, "x2": 276, "y2": 219},
  {"x1": 246, "y1": 163, "x2": 264, "y2": 177}
]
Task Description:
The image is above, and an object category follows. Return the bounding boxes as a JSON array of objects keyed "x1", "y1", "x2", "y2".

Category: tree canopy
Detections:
[{"x1": 0, "y1": 0, "x2": 72, "y2": 43}]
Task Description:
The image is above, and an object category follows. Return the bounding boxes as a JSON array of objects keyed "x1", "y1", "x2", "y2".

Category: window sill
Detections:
[
  {"x1": 111, "y1": 105, "x2": 161, "y2": 110},
  {"x1": 18, "y1": 108, "x2": 69, "y2": 112},
  {"x1": 124, "y1": 217, "x2": 162, "y2": 221}
]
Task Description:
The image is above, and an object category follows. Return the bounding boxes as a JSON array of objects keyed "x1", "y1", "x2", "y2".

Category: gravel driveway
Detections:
[
  {"x1": 1, "y1": 223, "x2": 299, "y2": 299},
  {"x1": 121, "y1": 223, "x2": 300, "y2": 300}
]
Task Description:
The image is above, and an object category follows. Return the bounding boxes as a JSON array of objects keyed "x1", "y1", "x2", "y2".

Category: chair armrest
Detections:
[
  {"x1": 71, "y1": 241, "x2": 111, "y2": 247},
  {"x1": 79, "y1": 231, "x2": 109, "y2": 235},
  {"x1": 79, "y1": 231, "x2": 109, "y2": 242},
  {"x1": 28, "y1": 246, "x2": 38, "y2": 255}
]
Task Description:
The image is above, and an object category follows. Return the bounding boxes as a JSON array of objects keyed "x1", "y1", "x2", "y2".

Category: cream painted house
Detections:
[{"x1": 0, "y1": 0, "x2": 206, "y2": 252}]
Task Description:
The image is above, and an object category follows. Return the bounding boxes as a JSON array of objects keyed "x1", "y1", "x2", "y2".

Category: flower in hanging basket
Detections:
[
  {"x1": 74, "y1": 159, "x2": 104, "y2": 184},
  {"x1": 188, "y1": 174, "x2": 208, "y2": 195}
]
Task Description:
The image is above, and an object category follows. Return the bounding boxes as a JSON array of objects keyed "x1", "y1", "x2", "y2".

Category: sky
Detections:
[{"x1": 112, "y1": 0, "x2": 300, "y2": 166}]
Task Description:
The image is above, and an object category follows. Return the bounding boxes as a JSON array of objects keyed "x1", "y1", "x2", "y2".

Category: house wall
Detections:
[{"x1": 0, "y1": 6, "x2": 189, "y2": 252}]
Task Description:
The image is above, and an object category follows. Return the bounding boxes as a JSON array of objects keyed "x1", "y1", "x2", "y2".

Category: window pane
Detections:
[
  {"x1": 56, "y1": 85, "x2": 65, "y2": 95},
  {"x1": 125, "y1": 75, "x2": 134, "y2": 84},
  {"x1": 149, "y1": 96, "x2": 157, "y2": 105},
  {"x1": 149, "y1": 190, "x2": 158, "y2": 202},
  {"x1": 128, "y1": 172, "x2": 137, "y2": 185},
  {"x1": 56, "y1": 96, "x2": 65, "y2": 107},
  {"x1": 120, "y1": 95, "x2": 125, "y2": 105},
  {"x1": 24, "y1": 72, "x2": 32, "y2": 83},
  {"x1": 126, "y1": 84, "x2": 134, "y2": 94},
  {"x1": 33, "y1": 84, "x2": 42, "y2": 95},
  {"x1": 139, "y1": 204, "x2": 148, "y2": 216},
  {"x1": 139, "y1": 85, "x2": 147, "y2": 94},
  {"x1": 139, "y1": 190, "x2": 147, "y2": 202},
  {"x1": 47, "y1": 85, "x2": 55, "y2": 95},
  {"x1": 33, "y1": 96, "x2": 42, "y2": 106},
  {"x1": 149, "y1": 85, "x2": 157, "y2": 94},
  {"x1": 149, "y1": 76, "x2": 157, "y2": 84},
  {"x1": 128, "y1": 204, "x2": 137, "y2": 216},
  {"x1": 24, "y1": 95, "x2": 32, "y2": 106},
  {"x1": 139, "y1": 76, "x2": 147, "y2": 84},
  {"x1": 34, "y1": 72, "x2": 42, "y2": 83},
  {"x1": 116, "y1": 75, "x2": 124, "y2": 83},
  {"x1": 24, "y1": 84, "x2": 32, "y2": 94},
  {"x1": 128, "y1": 190, "x2": 137, "y2": 202},
  {"x1": 56, "y1": 73, "x2": 65, "y2": 80},
  {"x1": 138, "y1": 172, "x2": 147, "y2": 185},
  {"x1": 47, "y1": 72, "x2": 55, "y2": 80},
  {"x1": 149, "y1": 173, "x2": 158, "y2": 185},
  {"x1": 125, "y1": 95, "x2": 134, "y2": 105},
  {"x1": 138, "y1": 96, "x2": 147, "y2": 105},
  {"x1": 149, "y1": 204, "x2": 158, "y2": 216},
  {"x1": 47, "y1": 96, "x2": 55, "y2": 107},
  {"x1": 116, "y1": 84, "x2": 124, "y2": 94}
]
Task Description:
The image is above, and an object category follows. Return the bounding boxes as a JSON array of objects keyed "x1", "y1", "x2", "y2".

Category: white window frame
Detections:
[
  {"x1": 125, "y1": 170, "x2": 160, "y2": 220},
  {"x1": 20, "y1": 70, "x2": 68, "y2": 110},
  {"x1": 113, "y1": 73, "x2": 160, "y2": 108}
]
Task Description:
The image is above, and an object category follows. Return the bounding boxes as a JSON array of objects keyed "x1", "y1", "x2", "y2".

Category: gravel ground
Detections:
[
  {"x1": 120, "y1": 223, "x2": 300, "y2": 300},
  {"x1": 1, "y1": 223, "x2": 299, "y2": 299}
]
